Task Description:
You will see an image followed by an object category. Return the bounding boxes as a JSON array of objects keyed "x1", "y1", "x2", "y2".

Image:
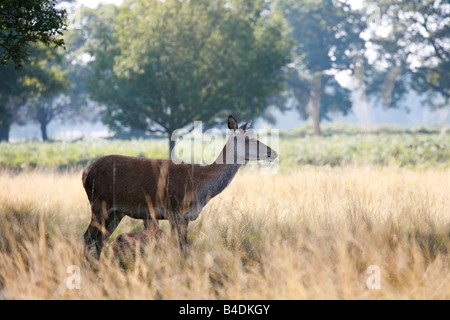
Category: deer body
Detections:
[
  {"x1": 83, "y1": 115, "x2": 276, "y2": 259},
  {"x1": 83, "y1": 156, "x2": 240, "y2": 220}
]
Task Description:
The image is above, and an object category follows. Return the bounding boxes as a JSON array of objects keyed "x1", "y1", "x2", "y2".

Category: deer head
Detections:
[{"x1": 225, "y1": 114, "x2": 277, "y2": 164}]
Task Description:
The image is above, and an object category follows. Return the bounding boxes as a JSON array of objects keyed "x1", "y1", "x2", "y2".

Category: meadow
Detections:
[
  {"x1": 0, "y1": 124, "x2": 449, "y2": 299},
  {"x1": 1, "y1": 124, "x2": 449, "y2": 170}
]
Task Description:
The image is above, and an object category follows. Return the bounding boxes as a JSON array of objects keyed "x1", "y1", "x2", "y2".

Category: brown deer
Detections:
[
  {"x1": 112, "y1": 219, "x2": 164, "y2": 257},
  {"x1": 82, "y1": 115, "x2": 277, "y2": 259}
]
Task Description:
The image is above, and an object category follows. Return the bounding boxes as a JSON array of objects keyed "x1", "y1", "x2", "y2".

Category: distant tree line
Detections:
[{"x1": 0, "y1": 0, "x2": 448, "y2": 146}]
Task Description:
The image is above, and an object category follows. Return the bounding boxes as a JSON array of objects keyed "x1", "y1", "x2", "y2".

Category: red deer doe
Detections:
[
  {"x1": 82, "y1": 115, "x2": 277, "y2": 259},
  {"x1": 112, "y1": 219, "x2": 164, "y2": 257}
]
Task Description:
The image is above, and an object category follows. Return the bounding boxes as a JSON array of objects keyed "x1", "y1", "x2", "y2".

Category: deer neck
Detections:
[{"x1": 197, "y1": 143, "x2": 242, "y2": 202}]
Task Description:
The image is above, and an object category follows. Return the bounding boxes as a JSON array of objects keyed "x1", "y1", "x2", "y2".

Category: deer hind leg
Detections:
[
  {"x1": 83, "y1": 200, "x2": 124, "y2": 260},
  {"x1": 83, "y1": 220, "x2": 99, "y2": 260},
  {"x1": 83, "y1": 200, "x2": 103, "y2": 260}
]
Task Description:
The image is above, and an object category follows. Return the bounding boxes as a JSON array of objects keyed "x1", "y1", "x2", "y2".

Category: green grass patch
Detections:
[{"x1": 1, "y1": 124, "x2": 449, "y2": 170}]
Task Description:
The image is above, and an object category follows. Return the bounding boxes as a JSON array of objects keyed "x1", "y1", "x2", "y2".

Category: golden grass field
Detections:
[{"x1": 0, "y1": 166, "x2": 449, "y2": 299}]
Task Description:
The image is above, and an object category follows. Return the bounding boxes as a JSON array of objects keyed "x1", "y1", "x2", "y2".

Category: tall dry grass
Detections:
[{"x1": 0, "y1": 167, "x2": 449, "y2": 299}]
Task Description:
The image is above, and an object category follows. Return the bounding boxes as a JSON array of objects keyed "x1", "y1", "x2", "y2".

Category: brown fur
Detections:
[
  {"x1": 112, "y1": 219, "x2": 164, "y2": 256},
  {"x1": 82, "y1": 115, "x2": 276, "y2": 259}
]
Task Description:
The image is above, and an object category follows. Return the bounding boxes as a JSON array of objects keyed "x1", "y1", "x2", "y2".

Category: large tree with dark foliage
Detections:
[
  {"x1": 366, "y1": 0, "x2": 449, "y2": 111},
  {"x1": 275, "y1": 0, "x2": 366, "y2": 135},
  {"x1": 82, "y1": 0, "x2": 291, "y2": 153},
  {"x1": 0, "y1": 45, "x2": 68, "y2": 141}
]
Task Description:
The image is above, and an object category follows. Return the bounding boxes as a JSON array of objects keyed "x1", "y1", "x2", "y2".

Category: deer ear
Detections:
[
  {"x1": 228, "y1": 115, "x2": 238, "y2": 130},
  {"x1": 239, "y1": 120, "x2": 252, "y2": 131}
]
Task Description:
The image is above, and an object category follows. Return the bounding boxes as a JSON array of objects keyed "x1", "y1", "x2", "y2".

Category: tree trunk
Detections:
[
  {"x1": 169, "y1": 138, "x2": 175, "y2": 159},
  {"x1": 40, "y1": 122, "x2": 48, "y2": 141},
  {"x1": 309, "y1": 71, "x2": 322, "y2": 136},
  {"x1": 353, "y1": 52, "x2": 371, "y2": 126},
  {"x1": 381, "y1": 67, "x2": 402, "y2": 108},
  {"x1": 0, "y1": 125, "x2": 9, "y2": 142},
  {"x1": 37, "y1": 104, "x2": 51, "y2": 141},
  {"x1": 168, "y1": 129, "x2": 176, "y2": 159}
]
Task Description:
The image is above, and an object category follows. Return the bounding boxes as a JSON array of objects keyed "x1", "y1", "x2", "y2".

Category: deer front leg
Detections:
[
  {"x1": 169, "y1": 215, "x2": 189, "y2": 252},
  {"x1": 177, "y1": 219, "x2": 189, "y2": 250}
]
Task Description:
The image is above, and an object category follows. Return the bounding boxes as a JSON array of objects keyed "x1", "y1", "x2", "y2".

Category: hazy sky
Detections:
[
  {"x1": 77, "y1": 0, "x2": 123, "y2": 8},
  {"x1": 75, "y1": 0, "x2": 363, "y2": 9}
]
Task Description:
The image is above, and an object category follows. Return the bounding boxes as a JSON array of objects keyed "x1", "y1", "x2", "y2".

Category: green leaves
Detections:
[
  {"x1": 0, "y1": 0, "x2": 67, "y2": 68},
  {"x1": 275, "y1": 0, "x2": 364, "y2": 132},
  {"x1": 0, "y1": 43, "x2": 70, "y2": 141},
  {"x1": 87, "y1": 0, "x2": 290, "y2": 139},
  {"x1": 366, "y1": 0, "x2": 449, "y2": 109}
]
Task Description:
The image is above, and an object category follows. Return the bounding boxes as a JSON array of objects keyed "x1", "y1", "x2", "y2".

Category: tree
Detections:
[
  {"x1": 366, "y1": 0, "x2": 449, "y2": 110},
  {"x1": 0, "y1": 45, "x2": 68, "y2": 141},
  {"x1": 275, "y1": 0, "x2": 366, "y2": 135},
  {"x1": 76, "y1": 4, "x2": 148, "y2": 134},
  {"x1": 86, "y1": 0, "x2": 291, "y2": 153},
  {"x1": 0, "y1": 0, "x2": 67, "y2": 68},
  {"x1": 23, "y1": 46, "x2": 69, "y2": 141},
  {"x1": 0, "y1": 61, "x2": 26, "y2": 141}
]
